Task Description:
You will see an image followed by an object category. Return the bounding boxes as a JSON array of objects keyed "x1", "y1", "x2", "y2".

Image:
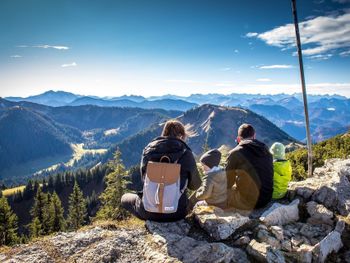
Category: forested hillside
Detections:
[{"x1": 287, "y1": 131, "x2": 350, "y2": 180}]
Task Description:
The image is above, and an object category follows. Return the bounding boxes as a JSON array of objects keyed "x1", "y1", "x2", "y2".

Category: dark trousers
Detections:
[{"x1": 121, "y1": 193, "x2": 187, "y2": 222}]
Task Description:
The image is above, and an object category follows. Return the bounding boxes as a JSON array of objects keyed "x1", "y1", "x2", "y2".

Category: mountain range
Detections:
[
  {"x1": 5, "y1": 90, "x2": 349, "y2": 142},
  {"x1": 0, "y1": 97, "x2": 297, "y2": 183},
  {"x1": 107, "y1": 104, "x2": 297, "y2": 167}
]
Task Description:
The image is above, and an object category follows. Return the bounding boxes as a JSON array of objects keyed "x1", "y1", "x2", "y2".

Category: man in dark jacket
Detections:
[{"x1": 226, "y1": 123, "x2": 273, "y2": 210}]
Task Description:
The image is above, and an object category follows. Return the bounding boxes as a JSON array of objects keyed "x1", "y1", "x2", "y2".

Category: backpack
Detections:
[{"x1": 142, "y1": 150, "x2": 187, "y2": 214}]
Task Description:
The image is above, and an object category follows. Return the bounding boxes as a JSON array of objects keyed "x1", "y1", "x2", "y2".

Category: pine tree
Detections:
[
  {"x1": 96, "y1": 149, "x2": 128, "y2": 220},
  {"x1": 29, "y1": 217, "x2": 42, "y2": 238},
  {"x1": 67, "y1": 182, "x2": 87, "y2": 230},
  {"x1": 48, "y1": 192, "x2": 66, "y2": 233},
  {"x1": 29, "y1": 187, "x2": 50, "y2": 237},
  {"x1": 0, "y1": 196, "x2": 18, "y2": 246}
]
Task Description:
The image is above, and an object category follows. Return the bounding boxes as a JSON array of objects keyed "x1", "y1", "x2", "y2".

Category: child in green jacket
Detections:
[{"x1": 270, "y1": 142, "x2": 292, "y2": 199}]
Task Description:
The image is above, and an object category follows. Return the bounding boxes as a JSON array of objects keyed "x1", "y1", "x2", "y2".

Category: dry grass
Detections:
[
  {"x1": 90, "y1": 218, "x2": 145, "y2": 231},
  {"x1": 2, "y1": 185, "x2": 25, "y2": 197}
]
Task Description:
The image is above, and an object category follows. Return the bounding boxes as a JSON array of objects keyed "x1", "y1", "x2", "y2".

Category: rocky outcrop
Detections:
[
  {"x1": 289, "y1": 159, "x2": 350, "y2": 216},
  {"x1": 193, "y1": 205, "x2": 250, "y2": 240},
  {"x1": 0, "y1": 226, "x2": 147, "y2": 263},
  {"x1": 259, "y1": 199, "x2": 300, "y2": 226},
  {"x1": 1, "y1": 159, "x2": 349, "y2": 263},
  {"x1": 145, "y1": 220, "x2": 248, "y2": 263}
]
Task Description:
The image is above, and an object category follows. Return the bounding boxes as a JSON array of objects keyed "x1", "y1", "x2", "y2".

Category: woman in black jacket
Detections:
[{"x1": 121, "y1": 120, "x2": 201, "y2": 221}]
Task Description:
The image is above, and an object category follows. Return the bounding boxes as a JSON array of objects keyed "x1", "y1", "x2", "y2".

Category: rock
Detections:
[
  {"x1": 257, "y1": 230, "x2": 281, "y2": 249},
  {"x1": 306, "y1": 201, "x2": 334, "y2": 225},
  {"x1": 247, "y1": 239, "x2": 270, "y2": 262},
  {"x1": 270, "y1": 226, "x2": 284, "y2": 241},
  {"x1": 146, "y1": 219, "x2": 190, "y2": 236},
  {"x1": 233, "y1": 235, "x2": 251, "y2": 246},
  {"x1": 193, "y1": 205, "x2": 250, "y2": 240},
  {"x1": 299, "y1": 223, "x2": 333, "y2": 240},
  {"x1": 259, "y1": 199, "x2": 299, "y2": 226},
  {"x1": 289, "y1": 159, "x2": 350, "y2": 216},
  {"x1": 145, "y1": 219, "x2": 249, "y2": 263},
  {"x1": 281, "y1": 240, "x2": 292, "y2": 252},
  {"x1": 1, "y1": 226, "x2": 147, "y2": 263},
  {"x1": 266, "y1": 248, "x2": 286, "y2": 263},
  {"x1": 296, "y1": 244, "x2": 313, "y2": 263},
  {"x1": 247, "y1": 239, "x2": 285, "y2": 263},
  {"x1": 311, "y1": 221, "x2": 345, "y2": 263}
]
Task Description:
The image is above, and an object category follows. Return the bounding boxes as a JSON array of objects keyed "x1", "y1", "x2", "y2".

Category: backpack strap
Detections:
[{"x1": 174, "y1": 148, "x2": 188, "y2": 164}]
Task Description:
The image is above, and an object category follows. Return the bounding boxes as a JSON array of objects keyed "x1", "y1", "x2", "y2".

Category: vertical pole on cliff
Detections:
[{"x1": 291, "y1": 0, "x2": 313, "y2": 177}]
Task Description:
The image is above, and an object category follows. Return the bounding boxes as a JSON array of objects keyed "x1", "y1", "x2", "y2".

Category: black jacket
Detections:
[
  {"x1": 140, "y1": 136, "x2": 201, "y2": 221},
  {"x1": 226, "y1": 139, "x2": 273, "y2": 209}
]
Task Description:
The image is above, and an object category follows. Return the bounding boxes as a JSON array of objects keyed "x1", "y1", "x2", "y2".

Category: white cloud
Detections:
[
  {"x1": 340, "y1": 49, "x2": 350, "y2": 56},
  {"x1": 259, "y1": 64, "x2": 294, "y2": 69},
  {"x1": 34, "y1": 45, "x2": 70, "y2": 50},
  {"x1": 308, "y1": 54, "x2": 333, "y2": 60},
  {"x1": 165, "y1": 79, "x2": 206, "y2": 84},
  {"x1": 220, "y1": 67, "x2": 231, "y2": 71},
  {"x1": 256, "y1": 78, "x2": 272, "y2": 82},
  {"x1": 248, "y1": 12, "x2": 350, "y2": 58},
  {"x1": 234, "y1": 49, "x2": 239, "y2": 53},
  {"x1": 10, "y1": 55, "x2": 22, "y2": 58},
  {"x1": 17, "y1": 44, "x2": 70, "y2": 50},
  {"x1": 61, "y1": 62, "x2": 77, "y2": 67},
  {"x1": 246, "y1": 32, "x2": 258, "y2": 37},
  {"x1": 333, "y1": 0, "x2": 350, "y2": 3}
]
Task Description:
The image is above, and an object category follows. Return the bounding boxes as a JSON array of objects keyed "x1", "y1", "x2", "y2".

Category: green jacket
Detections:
[{"x1": 272, "y1": 160, "x2": 292, "y2": 199}]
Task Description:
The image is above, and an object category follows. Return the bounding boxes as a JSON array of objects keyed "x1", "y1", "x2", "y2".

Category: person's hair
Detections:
[
  {"x1": 237, "y1": 123, "x2": 255, "y2": 139},
  {"x1": 162, "y1": 120, "x2": 186, "y2": 139}
]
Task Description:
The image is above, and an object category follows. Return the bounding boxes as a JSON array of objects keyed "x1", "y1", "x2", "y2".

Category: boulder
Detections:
[
  {"x1": 145, "y1": 220, "x2": 249, "y2": 263},
  {"x1": 193, "y1": 205, "x2": 250, "y2": 240},
  {"x1": 289, "y1": 159, "x2": 350, "y2": 216},
  {"x1": 247, "y1": 239, "x2": 285, "y2": 263},
  {"x1": 233, "y1": 235, "x2": 251, "y2": 246},
  {"x1": 259, "y1": 199, "x2": 299, "y2": 226},
  {"x1": 306, "y1": 201, "x2": 334, "y2": 225},
  {"x1": 311, "y1": 221, "x2": 345, "y2": 263},
  {"x1": 270, "y1": 226, "x2": 284, "y2": 241},
  {"x1": 1, "y1": 226, "x2": 147, "y2": 263}
]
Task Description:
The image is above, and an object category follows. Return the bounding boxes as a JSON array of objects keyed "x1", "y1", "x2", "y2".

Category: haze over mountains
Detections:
[
  {"x1": 1, "y1": 90, "x2": 349, "y2": 184},
  {"x1": 5, "y1": 90, "x2": 350, "y2": 142}
]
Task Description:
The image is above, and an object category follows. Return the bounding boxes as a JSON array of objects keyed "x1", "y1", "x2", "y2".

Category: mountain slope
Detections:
[
  {"x1": 5, "y1": 90, "x2": 80, "y2": 107},
  {"x1": 111, "y1": 104, "x2": 298, "y2": 167},
  {"x1": 0, "y1": 107, "x2": 80, "y2": 174},
  {"x1": 69, "y1": 97, "x2": 197, "y2": 111}
]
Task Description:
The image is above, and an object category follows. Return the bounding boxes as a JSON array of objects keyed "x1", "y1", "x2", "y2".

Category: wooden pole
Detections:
[{"x1": 291, "y1": 0, "x2": 313, "y2": 177}]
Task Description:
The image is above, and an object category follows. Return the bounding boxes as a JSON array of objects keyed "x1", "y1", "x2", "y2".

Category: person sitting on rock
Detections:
[
  {"x1": 226, "y1": 123, "x2": 273, "y2": 210},
  {"x1": 194, "y1": 149, "x2": 227, "y2": 209},
  {"x1": 270, "y1": 142, "x2": 292, "y2": 199},
  {"x1": 121, "y1": 120, "x2": 201, "y2": 222}
]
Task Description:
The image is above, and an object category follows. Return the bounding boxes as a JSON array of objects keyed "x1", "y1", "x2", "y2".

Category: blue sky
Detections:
[{"x1": 0, "y1": 0, "x2": 350, "y2": 97}]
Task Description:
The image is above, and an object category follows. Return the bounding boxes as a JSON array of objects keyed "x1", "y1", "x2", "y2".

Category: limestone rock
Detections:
[
  {"x1": 193, "y1": 205, "x2": 250, "y2": 240},
  {"x1": 145, "y1": 220, "x2": 249, "y2": 263},
  {"x1": 247, "y1": 239, "x2": 285, "y2": 263},
  {"x1": 289, "y1": 159, "x2": 350, "y2": 216},
  {"x1": 270, "y1": 226, "x2": 284, "y2": 241},
  {"x1": 1, "y1": 226, "x2": 147, "y2": 263},
  {"x1": 233, "y1": 235, "x2": 251, "y2": 246},
  {"x1": 259, "y1": 199, "x2": 299, "y2": 226},
  {"x1": 257, "y1": 229, "x2": 281, "y2": 249},
  {"x1": 306, "y1": 201, "x2": 334, "y2": 225},
  {"x1": 311, "y1": 221, "x2": 345, "y2": 263},
  {"x1": 146, "y1": 219, "x2": 190, "y2": 236}
]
